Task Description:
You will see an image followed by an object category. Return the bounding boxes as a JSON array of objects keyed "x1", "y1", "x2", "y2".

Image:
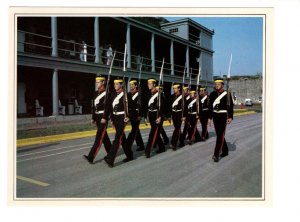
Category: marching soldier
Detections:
[
  {"x1": 199, "y1": 86, "x2": 210, "y2": 141},
  {"x1": 126, "y1": 79, "x2": 145, "y2": 151},
  {"x1": 83, "y1": 76, "x2": 111, "y2": 164},
  {"x1": 157, "y1": 85, "x2": 169, "y2": 145},
  {"x1": 144, "y1": 78, "x2": 166, "y2": 158},
  {"x1": 179, "y1": 85, "x2": 190, "y2": 147},
  {"x1": 208, "y1": 78, "x2": 234, "y2": 162},
  {"x1": 169, "y1": 83, "x2": 185, "y2": 150},
  {"x1": 102, "y1": 78, "x2": 133, "y2": 167},
  {"x1": 187, "y1": 86, "x2": 201, "y2": 145}
]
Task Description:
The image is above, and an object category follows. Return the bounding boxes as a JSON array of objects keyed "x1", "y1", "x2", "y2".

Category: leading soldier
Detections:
[
  {"x1": 144, "y1": 78, "x2": 166, "y2": 158},
  {"x1": 83, "y1": 76, "x2": 111, "y2": 164},
  {"x1": 126, "y1": 79, "x2": 145, "y2": 152},
  {"x1": 102, "y1": 78, "x2": 133, "y2": 167},
  {"x1": 208, "y1": 78, "x2": 234, "y2": 162}
]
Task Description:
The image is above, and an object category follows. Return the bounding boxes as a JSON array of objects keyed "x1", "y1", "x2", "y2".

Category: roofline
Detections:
[
  {"x1": 160, "y1": 18, "x2": 215, "y2": 35},
  {"x1": 114, "y1": 17, "x2": 214, "y2": 55}
]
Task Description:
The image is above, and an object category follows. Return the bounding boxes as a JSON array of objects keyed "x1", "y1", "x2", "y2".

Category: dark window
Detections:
[{"x1": 169, "y1": 28, "x2": 178, "y2": 33}]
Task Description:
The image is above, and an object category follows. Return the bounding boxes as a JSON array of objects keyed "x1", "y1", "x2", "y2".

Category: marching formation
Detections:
[{"x1": 83, "y1": 45, "x2": 234, "y2": 168}]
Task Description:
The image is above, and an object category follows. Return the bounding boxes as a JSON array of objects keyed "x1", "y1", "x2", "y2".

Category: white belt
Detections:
[
  {"x1": 95, "y1": 110, "x2": 104, "y2": 114},
  {"x1": 172, "y1": 109, "x2": 182, "y2": 112},
  {"x1": 149, "y1": 109, "x2": 158, "y2": 112},
  {"x1": 201, "y1": 108, "x2": 208, "y2": 111},
  {"x1": 188, "y1": 112, "x2": 197, "y2": 115},
  {"x1": 136, "y1": 109, "x2": 139, "y2": 111},
  {"x1": 113, "y1": 111, "x2": 125, "y2": 115},
  {"x1": 213, "y1": 110, "x2": 227, "y2": 113}
]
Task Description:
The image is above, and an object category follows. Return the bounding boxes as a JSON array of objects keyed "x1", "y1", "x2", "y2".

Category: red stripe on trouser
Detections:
[
  {"x1": 93, "y1": 125, "x2": 107, "y2": 160},
  {"x1": 217, "y1": 132, "x2": 225, "y2": 155},
  {"x1": 112, "y1": 124, "x2": 127, "y2": 163},
  {"x1": 176, "y1": 128, "x2": 181, "y2": 145},
  {"x1": 150, "y1": 126, "x2": 159, "y2": 150},
  {"x1": 191, "y1": 120, "x2": 197, "y2": 142}
]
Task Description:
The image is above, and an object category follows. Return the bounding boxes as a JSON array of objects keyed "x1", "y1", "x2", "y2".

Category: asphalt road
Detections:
[{"x1": 16, "y1": 113, "x2": 262, "y2": 199}]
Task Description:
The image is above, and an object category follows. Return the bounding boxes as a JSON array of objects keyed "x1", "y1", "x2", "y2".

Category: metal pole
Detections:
[{"x1": 52, "y1": 69, "x2": 59, "y2": 115}]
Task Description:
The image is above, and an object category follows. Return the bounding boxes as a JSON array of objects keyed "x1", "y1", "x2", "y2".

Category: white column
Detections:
[
  {"x1": 170, "y1": 40, "x2": 174, "y2": 75},
  {"x1": 51, "y1": 17, "x2": 58, "y2": 57},
  {"x1": 126, "y1": 24, "x2": 131, "y2": 69},
  {"x1": 151, "y1": 33, "x2": 155, "y2": 72},
  {"x1": 198, "y1": 31, "x2": 202, "y2": 46},
  {"x1": 94, "y1": 17, "x2": 100, "y2": 63},
  {"x1": 186, "y1": 46, "x2": 190, "y2": 77},
  {"x1": 52, "y1": 69, "x2": 59, "y2": 115}
]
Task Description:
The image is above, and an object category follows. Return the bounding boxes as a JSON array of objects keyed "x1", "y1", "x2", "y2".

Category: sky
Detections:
[{"x1": 166, "y1": 17, "x2": 263, "y2": 76}]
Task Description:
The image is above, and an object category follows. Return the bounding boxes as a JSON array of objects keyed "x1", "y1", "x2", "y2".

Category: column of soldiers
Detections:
[{"x1": 83, "y1": 76, "x2": 233, "y2": 167}]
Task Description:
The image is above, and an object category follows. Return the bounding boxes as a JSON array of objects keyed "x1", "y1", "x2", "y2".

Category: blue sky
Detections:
[{"x1": 166, "y1": 17, "x2": 263, "y2": 76}]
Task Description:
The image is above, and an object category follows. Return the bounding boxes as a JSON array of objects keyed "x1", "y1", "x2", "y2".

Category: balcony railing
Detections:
[{"x1": 17, "y1": 30, "x2": 200, "y2": 78}]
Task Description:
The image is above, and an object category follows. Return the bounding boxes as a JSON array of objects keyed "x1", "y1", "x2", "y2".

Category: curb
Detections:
[{"x1": 17, "y1": 111, "x2": 256, "y2": 148}]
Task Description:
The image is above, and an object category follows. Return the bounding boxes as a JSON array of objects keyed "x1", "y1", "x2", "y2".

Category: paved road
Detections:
[{"x1": 16, "y1": 113, "x2": 262, "y2": 199}]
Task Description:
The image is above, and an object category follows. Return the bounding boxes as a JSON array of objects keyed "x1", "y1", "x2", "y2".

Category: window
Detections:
[{"x1": 169, "y1": 28, "x2": 178, "y2": 33}]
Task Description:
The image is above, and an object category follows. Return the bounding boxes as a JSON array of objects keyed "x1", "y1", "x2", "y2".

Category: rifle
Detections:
[
  {"x1": 123, "y1": 44, "x2": 129, "y2": 119},
  {"x1": 157, "y1": 58, "x2": 165, "y2": 120},
  {"x1": 188, "y1": 68, "x2": 192, "y2": 92},
  {"x1": 181, "y1": 62, "x2": 187, "y2": 119},
  {"x1": 196, "y1": 64, "x2": 201, "y2": 116},
  {"x1": 123, "y1": 75, "x2": 129, "y2": 118},
  {"x1": 103, "y1": 50, "x2": 116, "y2": 114},
  {"x1": 137, "y1": 57, "x2": 143, "y2": 115},
  {"x1": 227, "y1": 53, "x2": 232, "y2": 112}
]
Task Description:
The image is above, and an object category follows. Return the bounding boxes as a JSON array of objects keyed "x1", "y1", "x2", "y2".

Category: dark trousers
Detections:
[
  {"x1": 127, "y1": 118, "x2": 145, "y2": 149},
  {"x1": 171, "y1": 112, "x2": 182, "y2": 147},
  {"x1": 188, "y1": 114, "x2": 201, "y2": 141},
  {"x1": 106, "y1": 115, "x2": 133, "y2": 164},
  {"x1": 212, "y1": 113, "x2": 228, "y2": 157},
  {"x1": 160, "y1": 122, "x2": 169, "y2": 143},
  {"x1": 87, "y1": 115, "x2": 111, "y2": 162},
  {"x1": 145, "y1": 112, "x2": 165, "y2": 155},
  {"x1": 200, "y1": 110, "x2": 209, "y2": 139},
  {"x1": 180, "y1": 118, "x2": 189, "y2": 145}
]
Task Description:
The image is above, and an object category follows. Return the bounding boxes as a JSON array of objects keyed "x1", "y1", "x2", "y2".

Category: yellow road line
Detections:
[
  {"x1": 17, "y1": 121, "x2": 172, "y2": 148},
  {"x1": 17, "y1": 112, "x2": 254, "y2": 148},
  {"x1": 17, "y1": 175, "x2": 49, "y2": 187}
]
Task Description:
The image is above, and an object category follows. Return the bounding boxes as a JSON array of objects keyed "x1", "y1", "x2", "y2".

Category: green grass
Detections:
[{"x1": 17, "y1": 109, "x2": 257, "y2": 140}]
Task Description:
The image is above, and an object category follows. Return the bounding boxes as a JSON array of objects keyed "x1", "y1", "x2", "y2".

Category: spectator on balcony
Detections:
[
  {"x1": 80, "y1": 40, "x2": 87, "y2": 62},
  {"x1": 106, "y1": 44, "x2": 113, "y2": 66}
]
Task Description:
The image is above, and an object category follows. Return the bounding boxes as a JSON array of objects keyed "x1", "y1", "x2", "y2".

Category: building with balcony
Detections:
[{"x1": 17, "y1": 17, "x2": 214, "y2": 117}]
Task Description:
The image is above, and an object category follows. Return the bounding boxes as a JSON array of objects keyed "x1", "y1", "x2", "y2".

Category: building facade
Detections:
[{"x1": 17, "y1": 17, "x2": 214, "y2": 117}]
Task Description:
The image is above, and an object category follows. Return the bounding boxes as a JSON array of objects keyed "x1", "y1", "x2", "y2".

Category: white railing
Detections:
[{"x1": 17, "y1": 30, "x2": 201, "y2": 76}]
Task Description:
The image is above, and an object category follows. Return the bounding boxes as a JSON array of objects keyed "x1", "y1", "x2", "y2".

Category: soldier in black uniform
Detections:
[
  {"x1": 157, "y1": 86, "x2": 169, "y2": 145},
  {"x1": 199, "y1": 86, "x2": 210, "y2": 141},
  {"x1": 126, "y1": 79, "x2": 145, "y2": 151},
  {"x1": 144, "y1": 78, "x2": 166, "y2": 158},
  {"x1": 102, "y1": 78, "x2": 133, "y2": 167},
  {"x1": 83, "y1": 76, "x2": 111, "y2": 164},
  {"x1": 169, "y1": 83, "x2": 185, "y2": 150},
  {"x1": 208, "y1": 78, "x2": 234, "y2": 162},
  {"x1": 187, "y1": 86, "x2": 201, "y2": 145},
  {"x1": 179, "y1": 85, "x2": 190, "y2": 147}
]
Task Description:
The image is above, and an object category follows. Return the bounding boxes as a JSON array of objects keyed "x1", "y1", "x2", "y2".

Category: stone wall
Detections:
[{"x1": 228, "y1": 76, "x2": 263, "y2": 104}]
